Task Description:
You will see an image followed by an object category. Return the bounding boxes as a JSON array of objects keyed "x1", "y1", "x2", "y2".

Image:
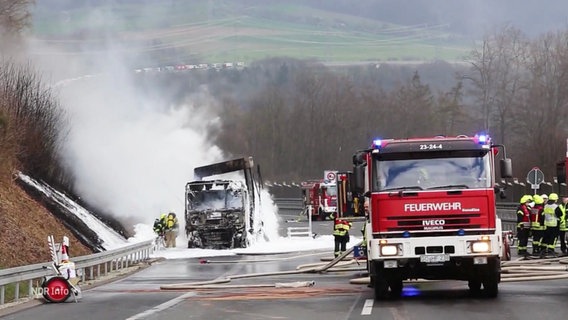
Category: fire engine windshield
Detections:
[
  {"x1": 373, "y1": 151, "x2": 492, "y2": 191},
  {"x1": 188, "y1": 189, "x2": 243, "y2": 210},
  {"x1": 324, "y1": 185, "x2": 337, "y2": 196}
]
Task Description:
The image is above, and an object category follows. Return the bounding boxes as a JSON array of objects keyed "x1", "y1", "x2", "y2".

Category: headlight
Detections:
[
  {"x1": 380, "y1": 244, "x2": 399, "y2": 256},
  {"x1": 471, "y1": 241, "x2": 490, "y2": 253}
]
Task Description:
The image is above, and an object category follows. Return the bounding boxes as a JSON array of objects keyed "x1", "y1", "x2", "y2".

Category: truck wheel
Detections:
[
  {"x1": 388, "y1": 278, "x2": 403, "y2": 298},
  {"x1": 372, "y1": 276, "x2": 389, "y2": 300},
  {"x1": 482, "y1": 273, "x2": 499, "y2": 298},
  {"x1": 468, "y1": 280, "x2": 482, "y2": 294}
]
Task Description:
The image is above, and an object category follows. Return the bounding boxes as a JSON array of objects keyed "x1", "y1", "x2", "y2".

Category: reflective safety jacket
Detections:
[
  {"x1": 516, "y1": 204, "x2": 531, "y2": 228},
  {"x1": 543, "y1": 203, "x2": 559, "y2": 227},
  {"x1": 558, "y1": 204, "x2": 567, "y2": 231},
  {"x1": 333, "y1": 219, "x2": 352, "y2": 236},
  {"x1": 530, "y1": 204, "x2": 545, "y2": 230}
]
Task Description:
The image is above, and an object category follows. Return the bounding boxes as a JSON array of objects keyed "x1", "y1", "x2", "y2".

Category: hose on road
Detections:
[
  {"x1": 160, "y1": 242, "x2": 365, "y2": 291},
  {"x1": 161, "y1": 241, "x2": 568, "y2": 291}
]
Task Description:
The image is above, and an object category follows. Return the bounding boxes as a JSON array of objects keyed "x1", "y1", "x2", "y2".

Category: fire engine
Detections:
[
  {"x1": 353, "y1": 134, "x2": 512, "y2": 299},
  {"x1": 300, "y1": 171, "x2": 338, "y2": 220}
]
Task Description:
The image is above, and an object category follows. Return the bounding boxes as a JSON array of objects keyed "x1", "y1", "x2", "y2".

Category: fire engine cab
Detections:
[{"x1": 353, "y1": 134, "x2": 512, "y2": 299}]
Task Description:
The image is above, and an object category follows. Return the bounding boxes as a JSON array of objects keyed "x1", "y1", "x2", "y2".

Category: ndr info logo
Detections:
[{"x1": 31, "y1": 286, "x2": 70, "y2": 297}]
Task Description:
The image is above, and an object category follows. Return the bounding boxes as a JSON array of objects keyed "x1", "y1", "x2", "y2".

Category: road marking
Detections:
[
  {"x1": 361, "y1": 299, "x2": 374, "y2": 315},
  {"x1": 125, "y1": 292, "x2": 195, "y2": 320}
]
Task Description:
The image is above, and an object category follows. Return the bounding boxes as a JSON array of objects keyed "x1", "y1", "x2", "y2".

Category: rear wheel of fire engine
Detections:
[
  {"x1": 42, "y1": 277, "x2": 71, "y2": 303},
  {"x1": 482, "y1": 273, "x2": 499, "y2": 298},
  {"x1": 372, "y1": 276, "x2": 389, "y2": 300}
]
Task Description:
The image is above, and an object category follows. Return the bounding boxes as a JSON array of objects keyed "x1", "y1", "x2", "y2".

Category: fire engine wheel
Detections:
[
  {"x1": 372, "y1": 276, "x2": 389, "y2": 300},
  {"x1": 42, "y1": 277, "x2": 71, "y2": 303},
  {"x1": 482, "y1": 273, "x2": 499, "y2": 298},
  {"x1": 468, "y1": 280, "x2": 482, "y2": 293}
]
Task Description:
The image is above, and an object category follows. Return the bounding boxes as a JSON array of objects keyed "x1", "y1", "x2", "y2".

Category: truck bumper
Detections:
[{"x1": 368, "y1": 234, "x2": 501, "y2": 281}]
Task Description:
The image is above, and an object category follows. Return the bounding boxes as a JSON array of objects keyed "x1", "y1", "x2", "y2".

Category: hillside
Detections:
[
  {"x1": 0, "y1": 177, "x2": 93, "y2": 268},
  {"x1": 30, "y1": 0, "x2": 470, "y2": 65}
]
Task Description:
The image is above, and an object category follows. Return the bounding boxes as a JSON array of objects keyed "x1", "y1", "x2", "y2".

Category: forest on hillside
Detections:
[{"x1": 131, "y1": 26, "x2": 568, "y2": 183}]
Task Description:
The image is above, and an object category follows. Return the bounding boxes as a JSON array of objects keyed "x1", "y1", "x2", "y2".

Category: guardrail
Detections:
[
  {"x1": 0, "y1": 239, "x2": 154, "y2": 305},
  {"x1": 275, "y1": 198, "x2": 519, "y2": 233}
]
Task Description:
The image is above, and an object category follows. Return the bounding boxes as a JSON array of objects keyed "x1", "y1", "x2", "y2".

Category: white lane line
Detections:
[
  {"x1": 125, "y1": 292, "x2": 196, "y2": 320},
  {"x1": 361, "y1": 299, "x2": 374, "y2": 315}
]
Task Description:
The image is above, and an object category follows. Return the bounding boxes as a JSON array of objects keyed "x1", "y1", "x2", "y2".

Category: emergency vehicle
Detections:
[
  {"x1": 353, "y1": 134, "x2": 512, "y2": 299},
  {"x1": 300, "y1": 172, "x2": 338, "y2": 220}
]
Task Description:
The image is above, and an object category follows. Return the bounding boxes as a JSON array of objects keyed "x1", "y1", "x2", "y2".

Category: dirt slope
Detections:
[{"x1": 0, "y1": 178, "x2": 93, "y2": 268}]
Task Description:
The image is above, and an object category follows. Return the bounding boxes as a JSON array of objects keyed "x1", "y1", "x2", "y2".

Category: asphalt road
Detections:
[{"x1": 2, "y1": 209, "x2": 568, "y2": 320}]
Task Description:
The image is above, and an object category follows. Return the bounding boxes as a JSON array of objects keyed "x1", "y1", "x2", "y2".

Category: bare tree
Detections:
[
  {"x1": 513, "y1": 30, "x2": 568, "y2": 177},
  {"x1": 0, "y1": 0, "x2": 34, "y2": 37},
  {"x1": 466, "y1": 26, "x2": 528, "y2": 145}
]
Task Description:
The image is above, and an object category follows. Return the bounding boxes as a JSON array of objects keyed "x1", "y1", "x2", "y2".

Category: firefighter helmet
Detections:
[
  {"x1": 533, "y1": 194, "x2": 544, "y2": 205},
  {"x1": 549, "y1": 193, "x2": 559, "y2": 201},
  {"x1": 519, "y1": 195, "x2": 533, "y2": 204}
]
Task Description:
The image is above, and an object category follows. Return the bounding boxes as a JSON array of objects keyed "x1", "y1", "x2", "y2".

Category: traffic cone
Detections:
[{"x1": 61, "y1": 244, "x2": 69, "y2": 262}]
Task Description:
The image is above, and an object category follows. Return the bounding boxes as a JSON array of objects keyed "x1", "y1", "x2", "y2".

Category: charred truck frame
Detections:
[
  {"x1": 353, "y1": 134, "x2": 512, "y2": 300},
  {"x1": 185, "y1": 157, "x2": 261, "y2": 249}
]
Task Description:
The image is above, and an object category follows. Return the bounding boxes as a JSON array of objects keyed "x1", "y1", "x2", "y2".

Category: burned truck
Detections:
[{"x1": 185, "y1": 157, "x2": 262, "y2": 249}]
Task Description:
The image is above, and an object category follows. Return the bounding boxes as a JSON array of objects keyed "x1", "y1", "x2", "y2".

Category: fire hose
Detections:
[
  {"x1": 160, "y1": 242, "x2": 365, "y2": 291},
  {"x1": 160, "y1": 242, "x2": 568, "y2": 291}
]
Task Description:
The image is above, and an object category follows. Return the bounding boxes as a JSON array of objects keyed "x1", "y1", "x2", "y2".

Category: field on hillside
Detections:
[{"x1": 31, "y1": 1, "x2": 471, "y2": 63}]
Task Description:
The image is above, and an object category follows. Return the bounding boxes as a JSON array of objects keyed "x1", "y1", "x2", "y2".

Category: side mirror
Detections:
[
  {"x1": 557, "y1": 161, "x2": 566, "y2": 185},
  {"x1": 354, "y1": 165, "x2": 365, "y2": 193},
  {"x1": 500, "y1": 158, "x2": 513, "y2": 178},
  {"x1": 353, "y1": 151, "x2": 367, "y2": 166}
]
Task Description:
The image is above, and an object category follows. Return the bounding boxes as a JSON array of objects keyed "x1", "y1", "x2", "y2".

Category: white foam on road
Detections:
[{"x1": 149, "y1": 235, "x2": 363, "y2": 259}]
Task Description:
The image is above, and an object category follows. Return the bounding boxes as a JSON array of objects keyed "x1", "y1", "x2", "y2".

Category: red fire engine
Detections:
[
  {"x1": 301, "y1": 172, "x2": 338, "y2": 220},
  {"x1": 353, "y1": 134, "x2": 512, "y2": 299}
]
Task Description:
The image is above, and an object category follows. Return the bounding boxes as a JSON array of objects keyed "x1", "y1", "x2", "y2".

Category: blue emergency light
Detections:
[
  {"x1": 373, "y1": 139, "x2": 382, "y2": 148},
  {"x1": 474, "y1": 133, "x2": 490, "y2": 145}
]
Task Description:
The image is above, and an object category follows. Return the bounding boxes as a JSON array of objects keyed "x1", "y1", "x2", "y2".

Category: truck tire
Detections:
[
  {"x1": 482, "y1": 272, "x2": 499, "y2": 298},
  {"x1": 372, "y1": 276, "x2": 389, "y2": 300},
  {"x1": 468, "y1": 280, "x2": 482, "y2": 294},
  {"x1": 388, "y1": 278, "x2": 403, "y2": 298}
]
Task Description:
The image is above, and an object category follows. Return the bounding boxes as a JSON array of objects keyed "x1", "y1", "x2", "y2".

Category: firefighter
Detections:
[
  {"x1": 516, "y1": 194, "x2": 533, "y2": 256},
  {"x1": 530, "y1": 194, "x2": 546, "y2": 255},
  {"x1": 556, "y1": 195, "x2": 568, "y2": 255},
  {"x1": 333, "y1": 215, "x2": 352, "y2": 257},
  {"x1": 164, "y1": 211, "x2": 179, "y2": 248},
  {"x1": 541, "y1": 193, "x2": 560, "y2": 256},
  {"x1": 153, "y1": 214, "x2": 166, "y2": 237}
]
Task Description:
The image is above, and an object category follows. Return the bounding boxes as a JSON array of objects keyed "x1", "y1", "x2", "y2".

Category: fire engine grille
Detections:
[{"x1": 385, "y1": 213, "x2": 482, "y2": 232}]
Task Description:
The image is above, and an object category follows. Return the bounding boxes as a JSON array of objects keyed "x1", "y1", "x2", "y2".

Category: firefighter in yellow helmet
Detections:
[
  {"x1": 164, "y1": 211, "x2": 179, "y2": 248},
  {"x1": 530, "y1": 194, "x2": 546, "y2": 255},
  {"x1": 516, "y1": 195, "x2": 533, "y2": 256},
  {"x1": 333, "y1": 215, "x2": 352, "y2": 258},
  {"x1": 541, "y1": 193, "x2": 560, "y2": 257}
]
